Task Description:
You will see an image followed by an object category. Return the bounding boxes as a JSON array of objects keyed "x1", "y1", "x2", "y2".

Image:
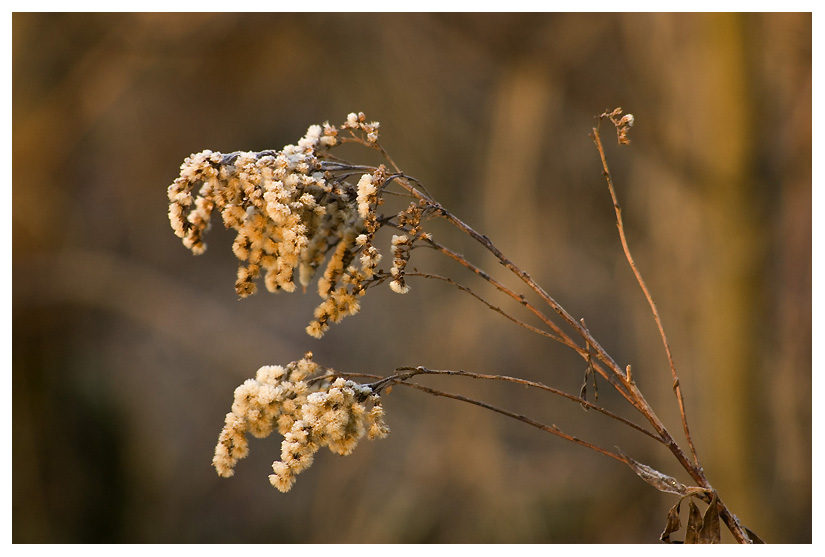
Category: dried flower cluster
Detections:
[
  {"x1": 390, "y1": 201, "x2": 431, "y2": 294},
  {"x1": 167, "y1": 112, "x2": 428, "y2": 338},
  {"x1": 603, "y1": 107, "x2": 635, "y2": 145},
  {"x1": 213, "y1": 353, "x2": 388, "y2": 492}
]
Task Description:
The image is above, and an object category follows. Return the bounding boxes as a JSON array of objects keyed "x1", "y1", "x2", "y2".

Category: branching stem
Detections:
[
  {"x1": 392, "y1": 366, "x2": 663, "y2": 443},
  {"x1": 305, "y1": 121, "x2": 753, "y2": 542},
  {"x1": 404, "y1": 271, "x2": 566, "y2": 344},
  {"x1": 413, "y1": 382, "x2": 628, "y2": 462}
]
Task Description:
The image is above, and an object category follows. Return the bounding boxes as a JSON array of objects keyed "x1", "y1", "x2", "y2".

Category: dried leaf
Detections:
[
  {"x1": 698, "y1": 493, "x2": 721, "y2": 543},
  {"x1": 684, "y1": 499, "x2": 703, "y2": 543},
  {"x1": 579, "y1": 334, "x2": 597, "y2": 409},
  {"x1": 660, "y1": 500, "x2": 682, "y2": 543},
  {"x1": 683, "y1": 485, "x2": 713, "y2": 500},
  {"x1": 616, "y1": 448, "x2": 688, "y2": 495},
  {"x1": 745, "y1": 526, "x2": 765, "y2": 544}
]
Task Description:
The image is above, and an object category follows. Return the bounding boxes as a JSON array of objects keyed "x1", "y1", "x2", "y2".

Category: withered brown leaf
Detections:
[
  {"x1": 660, "y1": 500, "x2": 683, "y2": 543},
  {"x1": 685, "y1": 499, "x2": 703, "y2": 543},
  {"x1": 745, "y1": 526, "x2": 765, "y2": 544},
  {"x1": 698, "y1": 493, "x2": 721, "y2": 543},
  {"x1": 617, "y1": 448, "x2": 688, "y2": 495}
]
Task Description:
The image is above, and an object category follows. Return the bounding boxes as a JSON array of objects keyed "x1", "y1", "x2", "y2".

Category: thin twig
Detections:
[
  {"x1": 416, "y1": 237, "x2": 582, "y2": 352},
  {"x1": 393, "y1": 366, "x2": 663, "y2": 443},
  {"x1": 400, "y1": 179, "x2": 631, "y2": 387},
  {"x1": 414, "y1": 236, "x2": 639, "y2": 406},
  {"x1": 404, "y1": 271, "x2": 565, "y2": 344},
  {"x1": 591, "y1": 121, "x2": 699, "y2": 467},
  {"x1": 400, "y1": 381, "x2": 628, "y2": 463}
]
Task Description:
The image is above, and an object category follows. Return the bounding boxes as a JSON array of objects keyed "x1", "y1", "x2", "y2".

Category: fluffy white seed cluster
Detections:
[
  {"x1": 356, "y1": 173, "x2": 378, "y2": 219},
  {"x1": 167, "y1": 124, "x2": 338, "y2": 296},
  {"x1": 389, "y1": 234, "x2": 412, "y2": 294},
  {"x1": 213, "y1": 354, "x2": 318, "y2": 478},
  {"x1": 167, "y1": 113, "x2": 403, "y2": 337},
  {"x1": 344, "y1": 111, "x2": 380, "y2": 142},
  {"x1": 387, "y1": 200, "x2": 429, "y2": 295},
  {"x1": 270, "y1": 377, "x2": 389, "y2": 492},
  {"x1": 213, "y1": 354, "x2": 389, "y2": 492},
  {"x1": 167, "y1": 112, "x2": 427, "y2": 337}
]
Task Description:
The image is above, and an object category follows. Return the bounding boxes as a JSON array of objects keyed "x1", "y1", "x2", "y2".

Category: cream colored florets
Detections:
[
  {"x1": 168, "y1": 112, "x2": 427, "y2": 336},
  {"x1": 341, "y1": 111, "x2": 379, "y2": 143},
  {"x1": 356, "y1": 174, "x2": 377, "y2": 219},
  {"x1": 212, "y1": 354, "x2": 389, "y2": 492},
  {"x1": 269, "y1": 377, "x2": 388, "y2": 492},
  {"x1": 389, "y1": 234, "x2": 412, "y2": 294},
  {"x1": 168, "y1": 113, "x2": 398, "y2": 337},
  {"x1": 212, "y1": 354, "x2": 317, "y2": 478},
  {"x1": 389, "y1": 279, "x2": 410, "y2": 295}
]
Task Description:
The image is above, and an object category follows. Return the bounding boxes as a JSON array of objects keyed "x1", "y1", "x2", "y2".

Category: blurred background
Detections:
[{"x1": 12, "y1": 12, "x2": 811, "y2": 543}]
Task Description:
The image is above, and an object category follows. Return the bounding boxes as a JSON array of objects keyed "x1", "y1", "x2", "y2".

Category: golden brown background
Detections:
[{"x1": 13, "y1": 12, "x2": 811, "y2": 543}]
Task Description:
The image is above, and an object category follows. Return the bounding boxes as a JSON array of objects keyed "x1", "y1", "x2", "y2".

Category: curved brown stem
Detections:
[
  {"x1": 404, "y1": 271, "x2": 567, "y2": 344},
  {"x1": 402, "y1": 381, "x2": 628, "y2": 463},
  {"x1": 393, "y1": 366, "x2": 663, "y2": 443},
  {"x1": 414, "y1": 237, "x2": 639, "y2": 407},
  {"x1": 591, "y1": 119, "x2": 699, "y2": 467}
]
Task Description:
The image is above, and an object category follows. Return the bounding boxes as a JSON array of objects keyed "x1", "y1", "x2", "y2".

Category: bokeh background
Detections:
[{"x1": 13, "y1": 12, "x2": 811, "y2": 543}]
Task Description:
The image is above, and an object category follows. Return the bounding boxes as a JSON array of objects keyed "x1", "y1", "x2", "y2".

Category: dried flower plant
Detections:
[
  {"x1": 211, "y1": 351, "x2": 388, "y2": 492},
  {"x1": 167, "y1": 110, "x2": 762, "y2": 543}
]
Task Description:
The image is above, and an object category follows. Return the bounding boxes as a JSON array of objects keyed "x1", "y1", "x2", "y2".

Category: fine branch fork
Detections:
[{"x1": 166, "y1": 108, "x2": 762, "y2": 543}]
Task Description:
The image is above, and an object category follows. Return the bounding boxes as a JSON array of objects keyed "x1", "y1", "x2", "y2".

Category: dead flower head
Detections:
[
  {"x1": 167, "y1": 113, "x2": 426, "y2": 338},
  {"x1": 212, "y1": 353, "x2": 389, "y2": 492}
]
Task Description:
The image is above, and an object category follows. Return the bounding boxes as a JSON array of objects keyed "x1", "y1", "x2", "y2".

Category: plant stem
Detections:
[
  {"x1": 591, "y1": 122, "x2": 700, "y2": 467},
  {"x1": 332, "y1": 130, "x2": 756, "y2": 543},
  {"x1": 393, "y1": 366, "x2": 663, "y2": 442}
]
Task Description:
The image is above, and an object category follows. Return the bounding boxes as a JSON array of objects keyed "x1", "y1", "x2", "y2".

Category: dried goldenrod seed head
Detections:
[
  {"x1": 356, "y1": 174, "x2": 377, "y2": 219},
  {"x1": 212, "y1": 355, "x2": 389, "y2": 492},
  {"x1": 168, "y1": 112, "x2": 429, "y2": 337},
  {"x1": 367, "y1": 399, "x2": 390, "y2": 440},
  {"x1": 389, "y1": 234, "x2": 412, "y2": 294}
]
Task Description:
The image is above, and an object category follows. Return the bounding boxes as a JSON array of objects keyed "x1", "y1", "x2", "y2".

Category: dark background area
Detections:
[{"x1": 13, "y1": 12, "x2": 811, "y2": 543}]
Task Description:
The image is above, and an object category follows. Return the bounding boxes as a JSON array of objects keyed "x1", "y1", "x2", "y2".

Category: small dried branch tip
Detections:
[
  {"x1": 212, "y1": 353, "x2": 389, "y2": 492},
  {"x1": 600, "y1": 107, "x2": 634, "y2": 145}
]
